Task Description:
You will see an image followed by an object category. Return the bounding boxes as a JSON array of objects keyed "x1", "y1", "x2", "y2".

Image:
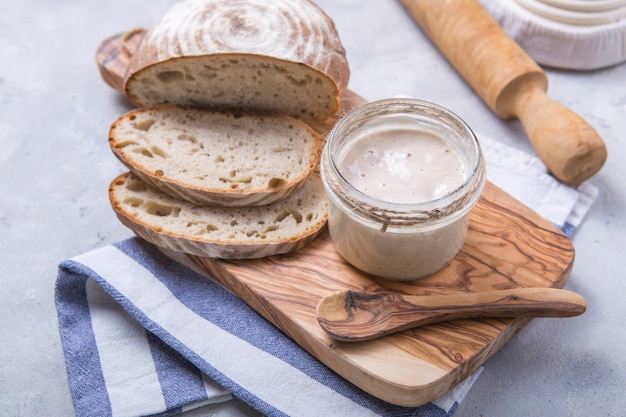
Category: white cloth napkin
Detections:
[
  {"x1": 480, "y1": 0, "x2": 626, "y2": 70},
  {"x1": 479, "y1": 134, "x2": 598, "y2": 237},
  {"x1": 55, "y1": 134, "x2": 596, "y2": 417}
]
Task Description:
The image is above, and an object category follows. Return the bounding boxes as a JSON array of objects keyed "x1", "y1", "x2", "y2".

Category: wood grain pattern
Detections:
[
  {"x1": 316, "y1": 288, "x2": 586, "y2": 342},
  {"x1": 399, "y1": 0, "x2": 606, "y2": 185},
  {"x1": 96, "y1": 29, "x2": 145, "y2": 94},
  {"x1": 179, "y1": 181, "x2": 576, "y2": 407},
  {"x1": 96, "y1": 27, "x2": 577, "y2": 407}
]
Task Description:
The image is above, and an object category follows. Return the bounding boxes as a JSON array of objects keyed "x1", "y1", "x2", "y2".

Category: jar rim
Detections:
[{"x1": 322, "y1": 98, "x2": 486, "y2": 226}]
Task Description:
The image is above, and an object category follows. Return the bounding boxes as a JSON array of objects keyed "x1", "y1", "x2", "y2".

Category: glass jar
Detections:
[{"x1": 320, "y1": 98, "x2": 486, "y2": 280}]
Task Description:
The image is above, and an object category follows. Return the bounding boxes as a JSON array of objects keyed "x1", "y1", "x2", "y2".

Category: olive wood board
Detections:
[
  {"x1": 97, "y1": 30, "x2": 576, "y2": 407},
  {"x1": 181, "y1": 183, "x2": 574, "y2": 407}
]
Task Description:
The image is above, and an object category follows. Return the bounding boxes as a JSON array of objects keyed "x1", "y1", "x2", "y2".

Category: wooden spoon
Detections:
[{"x1": 316, "y1": 288, "x2": 587, "y2": 342}]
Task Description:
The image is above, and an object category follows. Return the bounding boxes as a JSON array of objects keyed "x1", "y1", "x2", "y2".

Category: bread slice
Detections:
[
  {"x1": 109, "y1": 172, "x2": 328, "y2": 259},
  {"x1": 109, "y1": 104, "x2": 320, "y2": 207},
  {"x1": 123, "y1": 0, "x2": 350, "y2": 122}
]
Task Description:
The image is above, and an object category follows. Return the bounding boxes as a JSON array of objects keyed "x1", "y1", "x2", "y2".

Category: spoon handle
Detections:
[{"x1": 316, "y1": 288, "x2": 587, "y2": 342}]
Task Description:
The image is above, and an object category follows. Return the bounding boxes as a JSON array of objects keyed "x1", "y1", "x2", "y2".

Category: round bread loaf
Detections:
[
  {"x1": 124, "y1": 0, "x2": 350, "y2": 122},
  {"x1": 109, "y1": 172, "x2": 328, "y2": 259},
  {"x1": 109, "y1": 104, "x2": 320, "y2": 207}
]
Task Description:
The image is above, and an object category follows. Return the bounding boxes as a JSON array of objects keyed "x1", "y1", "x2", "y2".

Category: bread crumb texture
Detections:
[
  {"x1": 109, "y1": 105, "x2": 319, "y2": 206},
  {"x1": 130, "y1": 56, "x2": 339, "y2": 122},
  {"x1": 110, "y1": 172, "x2": 328, "y2": 251}
]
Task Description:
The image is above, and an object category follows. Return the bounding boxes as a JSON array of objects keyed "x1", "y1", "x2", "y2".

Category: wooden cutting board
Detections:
[
  {"x1": 97, "y1": 31, "x2": 576, "y2": 407},
  {"x1": 185, "y1": 184, "x2": 574, "y2": 407}
]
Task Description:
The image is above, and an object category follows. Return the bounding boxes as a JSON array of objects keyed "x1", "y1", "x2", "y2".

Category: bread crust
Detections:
[
  {"x1": 123, "y1": 0, "x2": 349, "y2": 122},
  {"x1": 109, "y1": 172, "x2": 328, "y2": 259}
]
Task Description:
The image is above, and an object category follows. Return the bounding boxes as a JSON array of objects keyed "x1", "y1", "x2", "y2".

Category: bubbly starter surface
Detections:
[{"x1": 337, "y1": 128, "x2": 466, "y2": 204}]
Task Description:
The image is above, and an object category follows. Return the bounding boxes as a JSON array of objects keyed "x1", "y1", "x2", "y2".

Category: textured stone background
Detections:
[{"x1": 1, "y1": 1, "x2": 624, "y2": 416}]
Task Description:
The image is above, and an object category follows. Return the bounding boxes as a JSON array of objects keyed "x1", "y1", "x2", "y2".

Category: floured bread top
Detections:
[
  {"x1": 124, "y1": 0, "x2": 350, "y2": 122},
  {"x1": 109, "y1": 104, "x2": 320, "y2": 207}
]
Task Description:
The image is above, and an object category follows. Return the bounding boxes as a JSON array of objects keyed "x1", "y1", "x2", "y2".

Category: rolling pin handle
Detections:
[{"x1": 512, "y1": 85, "x2": 607, "y2": 185}]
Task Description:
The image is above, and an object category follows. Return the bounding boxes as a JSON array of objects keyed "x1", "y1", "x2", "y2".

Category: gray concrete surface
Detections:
[{"x1": 1, "y1": 1, "x2": 624, "y2": 416}]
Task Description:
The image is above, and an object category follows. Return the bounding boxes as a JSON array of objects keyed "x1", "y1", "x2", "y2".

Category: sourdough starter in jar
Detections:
[
  {"x1": 321, "y1": 98, "x2": 485, "y2": 280},
  {"x1": 339, "y1": 129, "x2": 466, "y2": 204}
]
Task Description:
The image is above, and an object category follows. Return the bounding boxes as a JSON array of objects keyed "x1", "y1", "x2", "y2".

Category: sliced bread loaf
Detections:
[
  {"x1": 109, "y1": 104, "x2": 320, "y2": 207},
  {"x1": 123, "y1": 0, "x2": 350, "y2": 123},
  {"x1": 109, "y1": 172, "x2": 328, "y2": 259}
]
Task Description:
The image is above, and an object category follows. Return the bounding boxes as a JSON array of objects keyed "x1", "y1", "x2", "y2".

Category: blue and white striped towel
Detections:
[
  {"x1": 55, "y1": 134, "x2": 597, "y2": 417},
  {"x1": 56, "y1": 238, "x2": 482, "y2": 417}
]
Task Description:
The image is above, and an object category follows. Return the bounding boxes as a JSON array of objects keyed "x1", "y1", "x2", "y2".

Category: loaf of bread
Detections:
[
  {"x1": 109, "y1": 104, "x2": 320, "y2": 207},
  {"x1": 109, "y1": 172, "x2": 328, "y2": 259},
  {"x1": 124, "y1": 0, "x2": 350, "y2": 123}
]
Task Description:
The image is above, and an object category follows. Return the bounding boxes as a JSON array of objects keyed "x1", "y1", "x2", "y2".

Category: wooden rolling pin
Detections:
[{"x1": 400, "y1": 0, "x2": 607, "y2": 185}]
